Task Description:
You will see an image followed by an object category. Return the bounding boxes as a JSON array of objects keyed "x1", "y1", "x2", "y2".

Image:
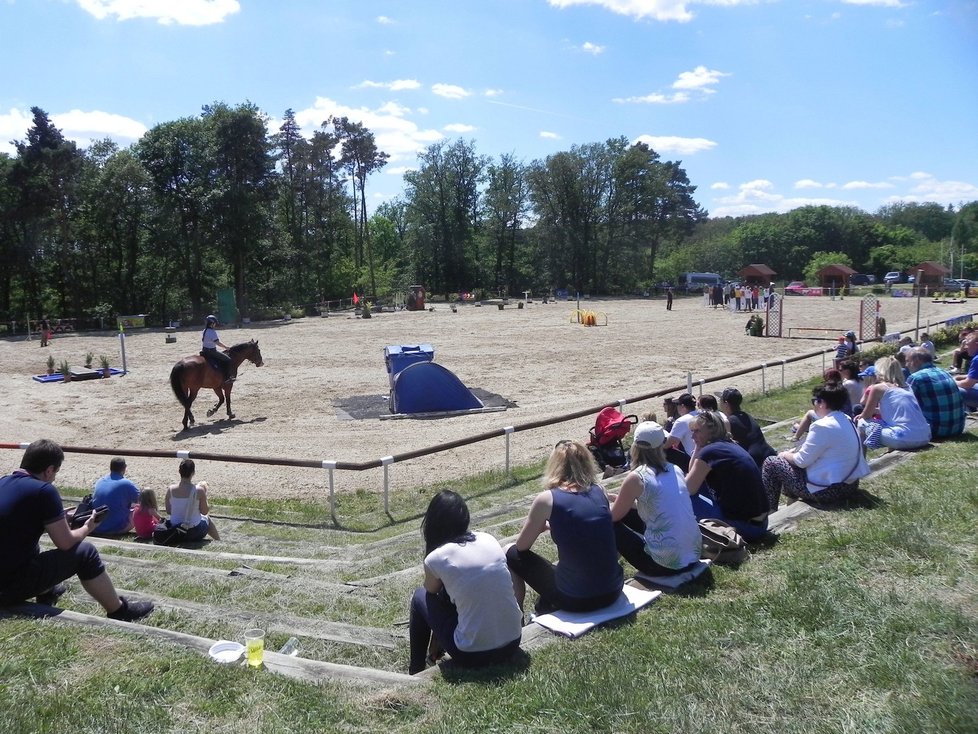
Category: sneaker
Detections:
[
  {"x1": 35, "y1": 583, "x2": 67, "y2": 606},
  {"x1": 107, "y1": 596, "x2": 154, "y2": 622}
]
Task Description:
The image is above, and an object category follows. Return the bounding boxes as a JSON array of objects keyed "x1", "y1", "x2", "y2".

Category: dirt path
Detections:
[{"x1": 1, "y1": 295, "x2": 970, "y2": 500}]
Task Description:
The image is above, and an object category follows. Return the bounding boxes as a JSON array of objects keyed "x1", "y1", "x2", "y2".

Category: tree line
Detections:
[{"x1": 1, "y1": 103, "x2": 976, "y2": 328}]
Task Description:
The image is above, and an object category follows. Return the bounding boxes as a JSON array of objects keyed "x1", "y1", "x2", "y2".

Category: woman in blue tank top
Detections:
[{"x1": 506, "y1": 440, "x2": 623, "y2": 613}]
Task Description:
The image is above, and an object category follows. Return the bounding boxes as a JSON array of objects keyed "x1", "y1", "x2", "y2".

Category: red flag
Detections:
[{"x1": 352, "y1": 293, "x2": 359, "y2": 305}]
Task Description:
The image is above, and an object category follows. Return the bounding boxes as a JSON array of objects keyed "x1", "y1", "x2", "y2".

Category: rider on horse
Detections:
[{"x1": 200, "y1": 315, "x2": 235, "y2": 385}]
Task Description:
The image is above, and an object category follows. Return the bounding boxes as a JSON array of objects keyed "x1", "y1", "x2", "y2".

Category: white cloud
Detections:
[
  {"x1": 376, "y1": 15, "x2": 395, "y2": 24},
  {"x1": 0, "y1": 107, "x2": 34, "y2": 154},
  {"x1": 540, "y1": 131, "x2": 562, "y2": 139},
  {"x1": 633, "y1": 134, "x2": 717, "y2": 154},
  {"x1": 884, "y1": 172, "x2": 978, "y2": 206},
  {"x1": 842, "y1": 180, "x2": 894, "y2": 190},
  {"x1": 354, "y1": 79, "x2": 422, "y2": 91},
  {"x1": 76, "y1": 0, "x2": 240, "y2": 25},
  {"x1": 484, "y1": 89, "x2": 504, "y2": 97},
  {"x1": 711, "y1": 181, "x2": 730, "y2": 190},
  {"x1": 291, "y1": 97, "x2": 443, "y2": 163},
  {"x1": 841, "y1": 0, "x2": 906, "y2": 7},
  {"x1": 431, "y1": 83, "x2": 471, "y2": 100},
  {"x1": 795, "y1": 179, "x2": 823, "y2": 189},
  {"x1": 444, "y1": 123, "x2": 476, "y2": 133},
  {"x1": 547, "y1": 0, "x2": 760, "y2": 23},
  {"x1": 0, "y1": 106, "x2": 148, "y2": 154},
  {"x1": 672, "y1": 65, "x2": 730, "y2": 92},
  {"x1": 613, "y1": 92, "x2": 690, "y2": 104},
  {"x1": 386, "y1": 166, "x2": 414, "y2": 176},
  {"x1": 711, "y1": 179, "x2": 856, "y2": 217},
  {"x1": 581, "y1": 41, "x2": 605, "y2": 55}
]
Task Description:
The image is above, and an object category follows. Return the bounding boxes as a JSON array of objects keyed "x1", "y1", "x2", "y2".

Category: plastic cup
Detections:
[{"x1": 244, "y1": 628, "x2": 265, "y2": 668}]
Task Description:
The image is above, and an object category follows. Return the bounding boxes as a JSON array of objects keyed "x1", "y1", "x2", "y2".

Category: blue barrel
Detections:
[{"x1": 384, "y1": 344, "x2": 434, "y2": 389}]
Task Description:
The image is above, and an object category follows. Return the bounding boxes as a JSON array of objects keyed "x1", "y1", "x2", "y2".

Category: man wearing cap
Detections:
[
  {"x1": 663, "y1": 394, "x2": 699, "y2": 471},
  {"x1": 954, "y1": 334, "x2": 978, "y2": 410},
  {"x1": 91, "y1": 457, "x2": 140, "y2": 535},
  {"x1": 906, "y1": 347, "x2": 965, "y2": 438}
]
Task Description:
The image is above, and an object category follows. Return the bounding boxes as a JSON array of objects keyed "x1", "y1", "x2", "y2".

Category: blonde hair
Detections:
[
  {"x1": 629, "y1": 441, "x2": 669, "y2": 473},
  {"x1": 694, "y1": 410, "x2": 730, "y2": 444},
  {"x1": 544, "y1": 440, "x2": 599, "y2": 490},
  {"x1": 874, "y1": 355, "x2": 906, "y2": 386}
]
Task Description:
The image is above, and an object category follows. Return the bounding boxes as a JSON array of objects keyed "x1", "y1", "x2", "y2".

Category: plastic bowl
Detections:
[{"x1": 208, "y1": 640, "x2": 245, "y2": 664}]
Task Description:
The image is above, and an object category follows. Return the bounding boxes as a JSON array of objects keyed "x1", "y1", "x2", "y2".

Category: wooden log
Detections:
[{"x1": 2, "y1": 603, "x2": 421, "y2": 687}]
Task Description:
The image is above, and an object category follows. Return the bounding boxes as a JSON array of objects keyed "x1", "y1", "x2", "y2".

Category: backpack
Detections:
[
  {"x1": 698, "y1": 519, "x2": 749, "y2": 565},
  {"x1": 152, "y1": 520, "x2": 187, "y2": 546}
]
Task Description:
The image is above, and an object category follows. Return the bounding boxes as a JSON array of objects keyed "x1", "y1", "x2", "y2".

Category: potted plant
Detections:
[
  {"x1": 46, "y1": 354, "x2": 55, "y2": 375},
  {"x1": 99, "y1": 354, "x2": 110, "y2": 378},
  {"x1": 84, "y1": 351, "x2": 94, "y2": 369},
  {"x1": 59, "y1": 359, "x2": 71, "y2": 382},
  {"x1": 361, "y1": 301, "x2": 372, "y2": 319}
]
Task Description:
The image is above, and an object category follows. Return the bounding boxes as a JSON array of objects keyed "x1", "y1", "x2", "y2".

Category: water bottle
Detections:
[{"x1": 278, "y1": 637, "x2": 299, "y2": 656}]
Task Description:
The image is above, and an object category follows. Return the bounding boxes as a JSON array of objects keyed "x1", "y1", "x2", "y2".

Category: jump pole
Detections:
[{"x1": 119, "y1": 326, "x2": 128, "y2": 375}]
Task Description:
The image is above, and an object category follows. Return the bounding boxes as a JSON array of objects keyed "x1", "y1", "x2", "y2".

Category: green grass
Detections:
[{"x1": 4, "y1": 371, "x2": 978, "y2": 732}]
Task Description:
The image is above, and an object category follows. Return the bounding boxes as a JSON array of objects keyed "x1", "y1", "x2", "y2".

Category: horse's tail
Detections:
[{"x1": 170, "y1": 363, "x2": 191, "y2": 409}]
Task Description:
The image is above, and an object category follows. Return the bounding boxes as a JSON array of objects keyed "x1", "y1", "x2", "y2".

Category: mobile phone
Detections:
[{"x1": 92, "y1": 505, "x2": 110, "y2": 523}]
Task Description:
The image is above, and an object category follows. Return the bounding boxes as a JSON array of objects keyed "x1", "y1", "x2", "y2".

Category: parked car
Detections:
[
  {"x1": 849, "y1": 274, "x2": 876, "y2": 286},
  {"x1": 883, "y1": 271, "x2": 905, "y2": 285},
  {"x1": 785, "y1": 281, "x2": 808, "y2": 295},
  {"x1": 943, "y1": 278, "x2": 963, "y2": 292}
]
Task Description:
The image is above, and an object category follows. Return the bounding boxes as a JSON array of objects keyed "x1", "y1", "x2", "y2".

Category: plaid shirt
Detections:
[{"x1": 907, "y1": 366, "x2": 966, "y2": 438}]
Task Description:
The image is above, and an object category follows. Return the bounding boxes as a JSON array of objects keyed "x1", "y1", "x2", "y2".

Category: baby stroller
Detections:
[{"x1": 587, "y1": 407, "x2": 638, "y2": 471}]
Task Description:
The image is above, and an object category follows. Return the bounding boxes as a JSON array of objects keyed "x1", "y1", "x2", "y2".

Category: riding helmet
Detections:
[{"x1": 206, "y1": 314, "x2": 218, "y2": 324}]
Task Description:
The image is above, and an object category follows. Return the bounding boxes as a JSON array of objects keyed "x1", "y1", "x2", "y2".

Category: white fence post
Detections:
[
  {"x1": 761, "y1": 363, "x2": 767, "y2": 394},
  {"x1": 503, "y1": 426, "x2": 514, "y2": 474},
  {"x1": 781, "y1": 359, "x2": 787, "y2": 389},
  {"x1": 322, "y1": 460, "x2": 336, "y2": 521},
  {"x1": 381, "y1": 456, "x2": 394, "y2": 514}
]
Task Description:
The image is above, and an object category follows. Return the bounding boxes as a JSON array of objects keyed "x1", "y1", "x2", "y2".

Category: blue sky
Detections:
[{"x1": 2, "y1": 0, "x2": 976, "y2": 218}]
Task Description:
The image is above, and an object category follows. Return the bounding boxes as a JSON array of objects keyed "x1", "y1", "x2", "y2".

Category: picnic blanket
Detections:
[{"x1": 531, "y1": 584, "x2": 662, "y2": 638}]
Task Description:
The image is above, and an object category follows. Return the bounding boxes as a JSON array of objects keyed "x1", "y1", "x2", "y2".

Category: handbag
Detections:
[
  {"x1": 153, "y1": 485, "x2": 199, "y2": 545},
  {"x1": 699, "y1": 519, "x2": 749, "y2": 565},
  {"x1": 152, "y1": 520, "x2": 187, "y2": 546},
  {"x1": 69, "y1": 494, "x2": 95, "y2": 529}
]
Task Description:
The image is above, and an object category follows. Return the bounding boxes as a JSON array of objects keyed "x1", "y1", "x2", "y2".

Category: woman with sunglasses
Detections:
[
  {"x1": 506, "y1": 440, "x2": 623, "y2": 613},
  {"x1": 684, "y1": 411, "x2": 770, "y2": 541},
  {"x1": 762, "y1": 382, "x2": 870, "y2": 506}
]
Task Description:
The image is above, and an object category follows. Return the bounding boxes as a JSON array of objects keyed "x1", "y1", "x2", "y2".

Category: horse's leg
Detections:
[
  {"x1": 207, "y1": 387, "x2": 225, "y2": 417},
  {"x1": 188, "y1": 388, "x2": 200, "y2": 425},
  {"x1": 225, "y1": 385, "x2": 235, "y2": 420}
]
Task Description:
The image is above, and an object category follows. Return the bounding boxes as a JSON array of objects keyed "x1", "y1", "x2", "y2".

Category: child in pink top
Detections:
[{"x1": 133, "y1": 489, "x2": 162, "y2": 539}]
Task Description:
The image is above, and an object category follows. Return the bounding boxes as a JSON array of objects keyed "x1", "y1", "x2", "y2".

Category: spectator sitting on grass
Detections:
[
  {"x1": 950, "y1": 327, "x2": 974, "y2": 374},
  {"x1": 0, "y1": 439, "x2": 153, "y2": 622},
  {"x1": 506, "y1": 440, "x2": 623, "y2": 614},
  {"x1": 607, "y1": 421, "x2": 702, "y2": 577},
  {"x1": 90, "y1": 457, "x2": 139, "y2": 535},
  {"x1": 684, "y1": 411, "x2": 771, "y2": 540},
  {"x1": 854, "y1": 356, "x2": 931, "y2": 450},
  {"x1": 955, "y1": 334, "x2": 978, "y2": 410},
  {"x1": 719, "y1": 387, "x2": 777, "y2": 470},
  {"x1": 906, "y1": 347, "x2": 965, "y2": 439},
  {"x1": 762, "y1": 383, "x2": 871, "y2": 507}
]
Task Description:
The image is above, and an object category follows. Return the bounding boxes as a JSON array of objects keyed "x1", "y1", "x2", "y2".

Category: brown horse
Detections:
[{"x1": 169, "y1": 340, "x2": 264, "y2": 431}]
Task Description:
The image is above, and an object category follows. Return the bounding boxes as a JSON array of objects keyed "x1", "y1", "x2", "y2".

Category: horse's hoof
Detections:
[{"x1": 228, "y1": 413, "x2": 235, "y2": 420}]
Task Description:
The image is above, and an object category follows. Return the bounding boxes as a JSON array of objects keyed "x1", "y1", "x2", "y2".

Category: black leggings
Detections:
[
  {"x1": 201, "y1": 348, "x2": 233, "y2": 379},
  {"x1": 505, "y1": 546, "x2": 621, "y2": 613}
]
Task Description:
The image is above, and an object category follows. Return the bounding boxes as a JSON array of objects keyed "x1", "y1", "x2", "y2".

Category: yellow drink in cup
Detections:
[{"x1": 244, "y1": 628, "x2": 264, "y2": 668}]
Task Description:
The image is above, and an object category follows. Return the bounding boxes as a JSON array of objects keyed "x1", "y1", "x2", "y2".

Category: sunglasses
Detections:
[
  {"x1": 554, "y1": 439, "x2": 573, "y2": 449},
  {"x1": 811, "y1": 398, "x2": 821, "y2": 406}
]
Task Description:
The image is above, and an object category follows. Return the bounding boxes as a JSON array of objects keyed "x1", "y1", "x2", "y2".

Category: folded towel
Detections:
[
  {"x1": 532, "y1": 585, "x2": 662, "y2": 638},
  {"x1": 634, "y1": 559, "x2": 712, "y2": 589}
]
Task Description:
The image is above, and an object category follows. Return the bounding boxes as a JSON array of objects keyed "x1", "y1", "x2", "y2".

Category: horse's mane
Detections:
[{"x1": 227, "y1": 341, "x2": 256, "y2": 355}]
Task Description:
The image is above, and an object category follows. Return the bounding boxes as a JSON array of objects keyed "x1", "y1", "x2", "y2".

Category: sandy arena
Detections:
[{"x1": 0, "y1": 295, "x2": 971, "y2": 502}]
